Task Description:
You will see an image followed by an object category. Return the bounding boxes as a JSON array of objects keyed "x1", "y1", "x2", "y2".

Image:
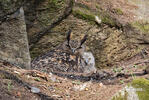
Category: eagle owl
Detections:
[{"x1": 31, "y1": 30, "x2": 96, "y2": 74}]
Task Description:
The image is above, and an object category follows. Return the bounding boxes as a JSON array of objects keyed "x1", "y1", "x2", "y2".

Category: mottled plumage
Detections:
[{"x1": 31, "y1": 30, "x2": 96, "y2": 74}]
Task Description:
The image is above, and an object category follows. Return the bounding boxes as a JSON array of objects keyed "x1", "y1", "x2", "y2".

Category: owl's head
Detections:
[{"x1": 62, "y1": 30, "x2": 88, "y2": 55}]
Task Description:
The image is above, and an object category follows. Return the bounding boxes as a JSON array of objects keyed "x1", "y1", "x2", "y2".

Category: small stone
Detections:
[
  {"x1": 95, "y1": 16, "x2": 102, "y2": 24},
  {"x1": 16, "y1": 91, "x2": 21, "y2": 97},
  {"x1": 31, "y1": 87, "x2": 40, "y2": 93},
  {"x1": 99, "y1": 83, "x2": 103, "y2": 87},
  {"x1": 27, "y1": 75, "x2": 30, "y2": 79},
  {"x1": 85, "y1": 88, "x2": 89, "y2": 91}
]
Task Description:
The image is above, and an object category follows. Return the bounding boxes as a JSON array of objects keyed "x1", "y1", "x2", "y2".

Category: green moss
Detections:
[
  {"x1": 72, "y1": 9, "x2": 95, "y2": 23},
  {"x1": 49, "y1": 0, "x2": 65, "y2": 9},
  {"x1": 101, "y1": 14, "x2": 117, "y2": 27},
  {"x1": 132, "y1": 21, "x2": 149, "y2": 33},
  {"x1": 73, "y1": 4, "x2": 120, "y2": 27},
  {"x1": 112, "y1": 78, "x2": 149, "y2": 100},
  {"x1": 113, "y1": 8, "x2": 123, "y2": 15},
  {"x1": 132, "y1": 78, "x2": 149, "y2": 87},
  {"x1": 131, "y1": 78, "x2": 149, "y2": 100}
]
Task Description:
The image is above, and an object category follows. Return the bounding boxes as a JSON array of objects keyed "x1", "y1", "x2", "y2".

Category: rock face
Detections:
[
  {"x1": 28, "y1": 0, "x2": 149, "y2": 69},
  {"x1": 0, "y1": 0, "x2": 148, "y2": 70},
  {"x1": 0, "y1": 5, "x2": 31, "y2": 69}
]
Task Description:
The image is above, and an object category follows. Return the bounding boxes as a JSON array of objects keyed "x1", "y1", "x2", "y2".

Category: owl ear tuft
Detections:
[
  {"x1": 80, "y1": 34, "x2": 88, "y2": 46},
  {"x1": 66, "y1": 29, "x2": 72, "y2": 45}
]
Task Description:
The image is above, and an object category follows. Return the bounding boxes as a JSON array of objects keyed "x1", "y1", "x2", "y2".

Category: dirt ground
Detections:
[
  {"x1": 0, "y1": 52, "x2": 149, "y2": 100},
  {"x1": 1, "y1": 48, "x2": 149, "y2": 100}
]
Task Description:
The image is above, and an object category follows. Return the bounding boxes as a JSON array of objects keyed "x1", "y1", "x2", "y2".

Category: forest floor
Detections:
[{"x1": 0, "y1": 52, "x2": 149, "y2": 100}]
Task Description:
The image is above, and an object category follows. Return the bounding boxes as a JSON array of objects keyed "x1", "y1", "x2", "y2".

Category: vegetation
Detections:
[
  {"x1": 112, "y1": 78, "x2": 149, "y2": 100},
  {"x1": 112, "y1": 91, "x2": 128, "y2": 100},
  {"x1": 131, "y1": 78, "x2": 149, "y2": 90},
  {"x1": 113, "y1": 8, "x2": 123, "y2": 15},
  {"x1": 7, "y1": 81, "x2": 13, "y2": 92},
  {"x1": 72, "y1": 8, "x2": 118, "y2": 27},
  {"x1": 132, "y1": 21, "x2": 149, "y2": 33},
  {"x1": 49, "y1": 0, "x2": 65, "y2": 9},
  {"x1": 131, "y1": 78, "x2": 149, "y2": 100},
  {"x1": 101, "y1": 14, "x2": 117, "y2": 27},
  {"x1": 72, "y1": 9, "x2": 95, "y2": 23}
]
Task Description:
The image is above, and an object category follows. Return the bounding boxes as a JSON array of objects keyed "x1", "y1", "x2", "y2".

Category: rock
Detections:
[
  {"x1": 99, "y1": 83, "x2": 103, "y2": 87},
  {"x1": 0, "y1": 0, "x2": 24, "y2": 20},
  {"x1": 0, "y1": 7, "x2": 31, "y2": 69},
  {"x1": 95, "y1": 16, "x2": 102, "y2": 25},
  {"x1": 31, "y1": 87, "x2": 40, "y2": 93},
  {"x1": 111, "y1": 78, "x2": 149, "y2": 100}
]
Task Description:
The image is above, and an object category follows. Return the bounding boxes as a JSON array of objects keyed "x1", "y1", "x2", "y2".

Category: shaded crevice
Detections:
[{"x1": 29, "y1": 0, "x2": 74, "y2": 50}]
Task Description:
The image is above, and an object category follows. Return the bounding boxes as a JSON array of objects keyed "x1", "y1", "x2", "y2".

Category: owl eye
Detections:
[
  {"x1": 66, "y1": 44, "x2": 71, "y2": 49},
  {"x1": 77, "y1": 46, "x2": 82, "y2": 49}
]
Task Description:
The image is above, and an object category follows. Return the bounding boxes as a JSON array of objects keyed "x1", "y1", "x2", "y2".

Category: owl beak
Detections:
[{"x1": 72, "y1": 49, "x2": 75, "y2": 53}]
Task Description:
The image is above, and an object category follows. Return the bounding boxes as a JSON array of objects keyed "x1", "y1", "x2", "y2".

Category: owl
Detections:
[{"x1": 31, "y1": 30, "x2": 96, "y2": 74}]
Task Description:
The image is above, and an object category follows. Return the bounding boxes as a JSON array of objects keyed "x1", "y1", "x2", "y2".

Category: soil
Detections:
[{"x1": 0, "y1": 48, "x2": 149, "y2": 100}]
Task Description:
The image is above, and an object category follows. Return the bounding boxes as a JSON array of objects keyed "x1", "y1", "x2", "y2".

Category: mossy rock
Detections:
[
  {"x1": 132, "y1": 78, "x2": 149, "y2": 88},
  {"x1": 112, "y1": 78, "x2": 149, "y2": 100},
  {"x1": 25, "y1": 0, "x2": 68, "y2": 38},
  {"x1": 29, "y1": 0, "x2": 147, "y2": 69},
  {"x1": 131, "y1": 78, "x2": 149, "y2": 100}
]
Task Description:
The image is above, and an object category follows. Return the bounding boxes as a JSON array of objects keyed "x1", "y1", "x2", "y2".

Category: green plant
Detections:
[
  {"x1": 7, "y1": 81, "x2": 13, "y2": 92},
  {"x1": 131, "y1": 71, "x2": 136, "y2": 79},
  {"x1": 72, "y1": 80, "x2": 81, "y2": 85},
  {"x1": 125, "y1": 69, "x2": 128, "y2": 73},
  {"x1": 113, "y1": 68, "x2": 118, "y2": 73},
  {"x1": 113, "y1": 67, "x2": 123, "y2": 73},
  {"x1": 34, "y1": 77, "x2": 40, "y2": 82},
  {"x1": 120, "y1": 80, "x2": 125, "y2": 84},
  {"x1": 133, "y1": 65, "x2": 137, "y2": 68}
]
